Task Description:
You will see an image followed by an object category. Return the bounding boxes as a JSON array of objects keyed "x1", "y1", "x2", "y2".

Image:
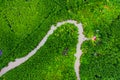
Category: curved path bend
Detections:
[{"x1": 0, "y1": 20, "x2": 89, "y2": 80}]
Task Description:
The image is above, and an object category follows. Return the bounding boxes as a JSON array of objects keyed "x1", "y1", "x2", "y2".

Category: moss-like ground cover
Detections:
[
  {"x1": 0, "y1": 0, "x2": 120, "y2": 80},
  {"x1": 1, "y1": 24, "x2": 78, "y2": 80}
]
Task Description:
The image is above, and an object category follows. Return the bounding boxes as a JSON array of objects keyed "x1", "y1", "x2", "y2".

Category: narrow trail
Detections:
[{"x1": 0, "y1": 20, "x2": 89, "y2": 80}]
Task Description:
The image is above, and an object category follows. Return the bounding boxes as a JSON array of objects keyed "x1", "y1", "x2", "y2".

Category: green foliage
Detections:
[
  {"x1": 0, "y1": 0, "x2": 120, "y2": 80},
  {"x1": 0, "y1": 0, "x2": 64, "y2": 69},
  {"x1": 80, "y1": 17, "x2": 120, "y2": 80},
  {"x1": 1, "y1": 24, "x2": 78, "y2": 80}
]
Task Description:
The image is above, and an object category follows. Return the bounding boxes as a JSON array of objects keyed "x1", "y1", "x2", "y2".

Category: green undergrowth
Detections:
[
  {"x1": 0, "y1": 0, "x2": 70, "y2": 69},
  {"x1": 80, "y1": 17, "x2": 120, "y2": 80},
  {"x1": 0, "y1": 23, "x2": 78, "y2": 80}
]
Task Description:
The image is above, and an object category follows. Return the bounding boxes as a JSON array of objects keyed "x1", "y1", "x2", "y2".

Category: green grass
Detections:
[{"x1": 1, "y1": 23, "x2": 78, "y2": 80}]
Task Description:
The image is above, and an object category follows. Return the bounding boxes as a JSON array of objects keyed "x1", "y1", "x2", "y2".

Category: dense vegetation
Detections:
[
  {"x1": 0, "y1": 0, "x2": 120, "y2": 80},
  {"x1": 0, "y1": 0, "x2": 67, "y2": 69},
  {"x1": 80, "y1": 17, "x2": 120, "y2": 80},
  {"x1": 1, "y1": 24, "x2": 78, "y2": 80}
]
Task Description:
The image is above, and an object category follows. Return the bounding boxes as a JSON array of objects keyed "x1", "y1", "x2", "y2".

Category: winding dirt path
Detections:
[{"x1": 0, "y1": 20, "x2": 88, "y2": 80}]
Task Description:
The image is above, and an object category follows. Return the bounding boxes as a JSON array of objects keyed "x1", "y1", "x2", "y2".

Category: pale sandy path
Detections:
[{"x1": 0, "y1": 20, "x2": 88, "y2": 80}]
